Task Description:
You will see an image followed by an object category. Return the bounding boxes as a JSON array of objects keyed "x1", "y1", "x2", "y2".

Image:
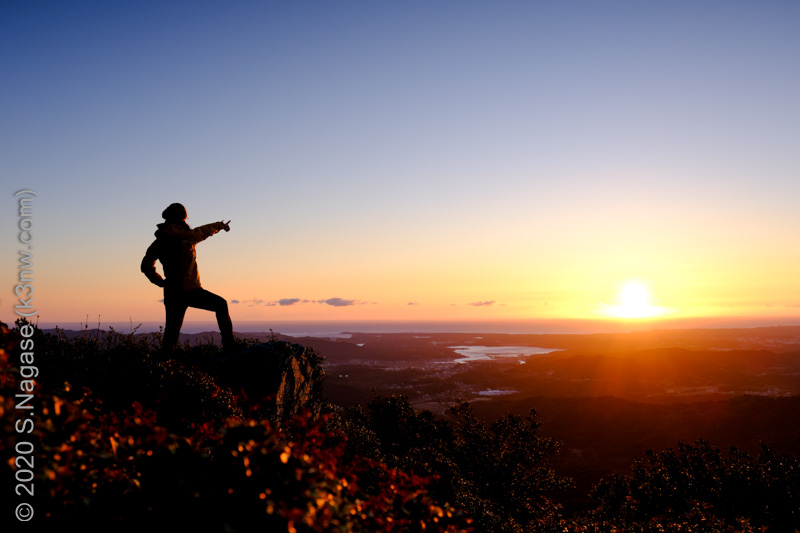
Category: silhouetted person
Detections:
[{"x1": 141, "y1": 203, "x2": 235, "y2": 355}]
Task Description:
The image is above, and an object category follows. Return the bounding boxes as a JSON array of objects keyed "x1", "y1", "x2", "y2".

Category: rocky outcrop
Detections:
[{"x1": 219, "y1": 341, "x2": 325, "y2": 423}]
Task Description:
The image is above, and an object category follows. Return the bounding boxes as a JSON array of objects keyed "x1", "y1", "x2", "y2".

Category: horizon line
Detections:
[{"x1": 14, "y1": 315, "x2": 800, "y2": 336}]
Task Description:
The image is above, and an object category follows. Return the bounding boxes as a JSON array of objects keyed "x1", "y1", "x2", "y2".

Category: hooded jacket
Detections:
[{"x1": 141, "y1": 220, "x2": 227, "y2": 291}]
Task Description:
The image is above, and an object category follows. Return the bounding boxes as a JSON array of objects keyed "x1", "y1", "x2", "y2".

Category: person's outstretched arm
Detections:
[{"x1": 164, "y1": 221, "x2": 229, "y2": 244}]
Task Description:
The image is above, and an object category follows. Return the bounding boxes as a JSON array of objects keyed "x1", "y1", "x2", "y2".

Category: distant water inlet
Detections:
[{"x1": 449, "y1": 345, "x2": 558, "y2": 363}]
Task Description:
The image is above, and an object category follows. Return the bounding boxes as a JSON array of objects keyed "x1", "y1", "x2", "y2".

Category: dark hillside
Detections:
[{"x1": 472, "y1": 394, "x2": 800, "y2": 507}]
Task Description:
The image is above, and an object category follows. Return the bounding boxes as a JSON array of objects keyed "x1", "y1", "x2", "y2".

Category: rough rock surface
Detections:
[{"x1": 219, "y1": 341, "x2": 325, "y2": 423}]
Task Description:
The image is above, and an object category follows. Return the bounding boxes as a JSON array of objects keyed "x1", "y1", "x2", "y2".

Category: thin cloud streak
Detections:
[
  {"x1": 317, "y1": 298, "x2": 360, "y2": 307},
  {"x1": 231, "y1": 297, "x2": 368, "y2": 308}
]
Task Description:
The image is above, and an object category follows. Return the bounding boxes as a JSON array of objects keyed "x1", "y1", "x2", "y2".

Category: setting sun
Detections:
[{"x1": 603, "y1": 281, "x2": 669, "y2": 319}]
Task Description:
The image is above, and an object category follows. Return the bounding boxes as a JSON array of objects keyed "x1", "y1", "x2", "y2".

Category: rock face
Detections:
[{"x1": 219, "y1": 341, "x2": 325, "y2": 423}]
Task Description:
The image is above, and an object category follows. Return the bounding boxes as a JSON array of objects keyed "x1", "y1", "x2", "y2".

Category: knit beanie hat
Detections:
[{"x1": 162, "y1": 203, "x2": 187, "y2": 221}]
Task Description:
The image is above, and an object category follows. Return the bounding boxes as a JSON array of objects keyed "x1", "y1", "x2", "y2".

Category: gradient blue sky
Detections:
[{"x1": 2, "y1": 1, "x2": 800, "y2": 328}]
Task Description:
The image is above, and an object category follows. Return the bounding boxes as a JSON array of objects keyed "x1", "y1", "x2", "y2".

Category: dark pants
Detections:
[{"x1": 163, "y1": 287, "x2": 234, "y2": 353}]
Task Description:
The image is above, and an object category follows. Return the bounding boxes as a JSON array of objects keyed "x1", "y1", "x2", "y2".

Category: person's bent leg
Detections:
[
  {"x1": 163, "y1": 288, "x2": 188, "y2": 357},
  {"x1": 185, "y1": 288, "x2": 235, "y2": 351}
]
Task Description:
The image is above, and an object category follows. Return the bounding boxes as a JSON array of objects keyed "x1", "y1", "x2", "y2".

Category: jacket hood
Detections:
[
  {"x1": 154, "y1": 221, "x2": 190, "y2": 238},
  {"x1": 154, "y1": 222, "x2": 167, "y2": 238}
]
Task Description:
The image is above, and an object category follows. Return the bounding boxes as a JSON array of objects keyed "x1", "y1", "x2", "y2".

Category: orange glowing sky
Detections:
[{"x1": 2, "y1": 2, "x2": 800, "y2": 330}]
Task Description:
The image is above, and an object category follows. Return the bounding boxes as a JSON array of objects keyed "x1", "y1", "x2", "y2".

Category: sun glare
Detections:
[{"x1": 604, "y1": 280, "x2": 668, "y2": 319}]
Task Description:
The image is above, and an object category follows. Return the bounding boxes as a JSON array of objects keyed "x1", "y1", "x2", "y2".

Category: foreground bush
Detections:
[
  {"x1": 0, "y1": 321, "x2": 470, "y2": 531},
  {"x1": 585, "y1": 439, "x2": 800, "y2": 531},
  {"x1": 331, "y1": 394, "x2": 573, "y2": 532}
]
